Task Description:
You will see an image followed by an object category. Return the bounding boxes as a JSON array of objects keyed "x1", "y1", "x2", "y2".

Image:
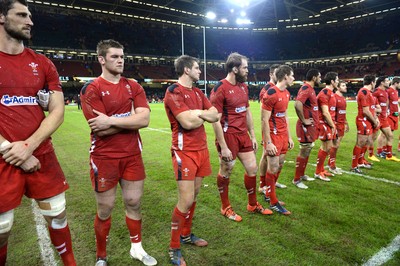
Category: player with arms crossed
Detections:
[
  {"x1": 211, "y1": 52, "x2": 272, "y2": 223},
  {"x1": 328, "y1": 80, "x2": 349, "y2": 175},
  {"x1": 313, "y1": 72, "x2": 339, "y2": 182},
  {"x1": 80, "y1": 39, "x2": 157, "y2": 266},
  {"x1": 258, "y1": 64, "x2": 287, "y2": 196},
  {"x1": 292, "y1": 69, "x2": 321, "y2": 189},
  {"x1": 373, "y1": 76, "x2": 400, "y2": 161},
  {"x1": 164, "y1": 55, "x2": 219, "y2": 265},
  {"x1": 261, "y1": 65, "x2": 294, "y2": 215},
  {"x1": 0, "y1": 0, "x2": 76, "y2": 265},
  {"x1": 350, "y1": 74, "x2": 380, "y2": 173}
]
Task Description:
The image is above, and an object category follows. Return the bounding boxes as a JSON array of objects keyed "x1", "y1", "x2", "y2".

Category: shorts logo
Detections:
[
  {"x1": 313, "y1": 106, "x2": 318, "y2": 111},
  {"x1": 29, "y1": 62, "x2": 39, "y2": 76},
  {"x1": 1, "y1": 94, "x2": 37, "y2": 106},
  {"x1": 99, "y1": 178, "x2": 106, "y2": 188},
  {"x1": 338, "y1": 110, "x2": 346, "y2": 114},
  {"x1": 275, "y1": 112, "x2": 285, "y2": 117},
  {"x1": 183, "y1": 167, "x2": 190, "y2": 177},
  {"x1": 330, "y1": 106, "x2": 336, "y2": 111}
]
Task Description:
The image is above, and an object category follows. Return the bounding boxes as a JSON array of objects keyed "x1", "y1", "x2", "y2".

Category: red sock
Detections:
[
  {"x1": 383, "y1": 145, "x2": 388, "y2": 152},
  {"x1": 94, "y1": 215, "x2": 111, "y2": 259},
  {"x1": 386, "y1": 145, "x2": 393, "y2": 158},
  {"x1": 170, "y1": 207, "x2": 187, "y2": 249},
  {"x1": 358, "y1": 146, "x2": 367, "y2": 164},
  {"x1": 368, "y1": 146, "x2": 374, "y2": 157},
  {"x1": 217, "y1": 174, "x2": 230, "y2": 209},
  {"x1": 294, "y1": 156, "x2": 308, "y2": 182},
  {"x1": 352, "y1": 146, "x2": 362, "y2": 168},
  {"x1": 266, "y1": 172, "x2": 278, "y2": 205},
  {"x1": 126, "y1": 216, "x2": 141, "y2": 243},
  {"x1": 377, "y1": 147, "x2": 383, "y2": 155},
  {"x1": 259, "y1": 175, "x2": 266, "y2": 188},
  {"x1": 329, "y1": 147, "x2": 338, "y2": 168},
  {"x1": 0, "y1": 244, "x2": 7, "y2": 266},
  {"x1": 315, "y1": 149, "x2": 328, "y2": 174},
  {"x1": 244, "y1": 174, "x2": 257, "y2": 206},
  {"x1": 181, "y1": 202, "x2": 196, "y2": 236},
  {"x1": 48, "y1": 224, "x2": 76, "y2": 266}
]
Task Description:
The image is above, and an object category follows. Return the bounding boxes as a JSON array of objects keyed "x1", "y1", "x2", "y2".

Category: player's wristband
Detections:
[{"x1": 0, "y1": 140, "x2": 11, "y2": 154}]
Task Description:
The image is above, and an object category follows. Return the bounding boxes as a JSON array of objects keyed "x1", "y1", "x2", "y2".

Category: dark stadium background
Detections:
[{"x1": 26, "y1": 0, "x2": 400, "y2": 103}]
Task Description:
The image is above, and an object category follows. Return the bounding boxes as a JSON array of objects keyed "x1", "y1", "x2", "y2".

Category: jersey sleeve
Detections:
[
  {"x1": 42, "y1": 56, "x2": 62, "y2": 92},
  {"x1": 296, "y1": 86, "x2": 309, "y2": 104},
  {"x1": 164, "y1": 89, "x2": 190, "y2": 117},
  {"x1": 131, "y1": 81, "x2": 150, "y2": 110},
  {"x1": 318, "y1": 89, "x2": 330, "y2": 107},
  {"x1": 80, "y1": 80, "x2": 107, "y2": 121},
  {"x1": 210, "y1": 85, "x2": 225, "y2": 113},
  {"x1": 261, "y1": 89, "x2": 277, "y2": 111},
  {"x1": 359, "y1": 89, "x2": 370, "y2": 107},
  {"x1": 198, "y1": 89, "x2": 213, "y2": 110}
]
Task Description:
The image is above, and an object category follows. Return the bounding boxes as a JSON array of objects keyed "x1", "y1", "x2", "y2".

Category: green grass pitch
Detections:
[{"x1": 8, "y1": 101, "x2": 400, "y2": 265}]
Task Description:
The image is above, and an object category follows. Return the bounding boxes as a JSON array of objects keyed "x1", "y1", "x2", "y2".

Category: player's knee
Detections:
[
  {"x1": 37, "y1": 192, "x2": 66, "y2": 217},
  {"x1": 50, "y1": 216, "x2": 68, "y2": 230},
  {"x1": 0, "y1": 210, "x2": 14, "y2": 234},
  {"x1": 124, "y1": 197, "x2": 141, "y2": 211},
  {"x1": 299, "y1": 142, "x2": 314, "y2": 156}
]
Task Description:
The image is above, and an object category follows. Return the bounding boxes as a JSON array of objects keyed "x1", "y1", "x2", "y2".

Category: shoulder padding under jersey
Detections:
[
  {"x1": 301, "y1": 85, "x2": 308, "y2": 90},
  {"x1": 81, "y1": 79, "x2": 95, "y2": 95},
  {"x1": 267, "y1": 88, "x2": 277, "y2": 95},
  {"x1": 361, "y1": 89, "x2": 368, "y2": 95},
  {"x1": 322, "y1": 88, "x2": 328, "y2": 94},
  {"x1": 213, "y1": 81, "x2": 224, "y2": 92},
  {"x1": 168, "y1": 83, "x2": 179, "y2": 92}
]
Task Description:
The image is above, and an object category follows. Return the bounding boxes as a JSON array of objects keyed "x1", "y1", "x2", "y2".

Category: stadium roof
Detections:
[{"x1": 30, "y1": 0, "x2": 400, "y2": 29}]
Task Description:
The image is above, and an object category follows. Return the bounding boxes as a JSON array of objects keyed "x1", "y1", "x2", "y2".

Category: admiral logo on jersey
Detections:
[
  {"x1": 1, "y1": 94, "x2": 38, "y2": 106},
  {"x1": 101, "y1": 91, "x2": 110, "y2": 96},
  {"x1": 235, "y1": 106, "x2": 246, "y2": 113}
]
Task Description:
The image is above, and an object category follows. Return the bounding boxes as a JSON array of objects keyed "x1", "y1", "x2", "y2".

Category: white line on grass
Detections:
[
  {"x1": 31, "y1": 200, "x2": 58, "y2": 266},
  {"x1": 363, "y1": 235, "x2": 400, "y2": 266},
  {"x1": 285, "y1": 161, "x2": 400, "y2": 186}
]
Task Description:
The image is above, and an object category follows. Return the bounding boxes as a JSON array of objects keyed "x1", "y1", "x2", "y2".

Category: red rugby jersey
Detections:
[
  {"x1": 259, "y1": 81, "x2": 275, "y2": 101},
  {"x1": 334, "y1": 94, "x2": 347, "y2": 124},
  {"x1": 261, "y1": 86, "x2": 290, "y2": 135},
  {"x1": 357, "y1": 88, "x2": 376, "y2": 119},
  {"x1": 317, "y1": 88, "x2": 336, "y2": 124},
  {"x1": 372, "y1": 88, "x2": 388, "y2": 120},
  {"x1": 386, "y1": 87, "x2": 399, "y2": 114},
  {"x1": 80, "y1": 76, "x2": 149, "y2": 158},
  {"x1": 295, "y1": 83, "x2": 318, "y2": 123},
  {"x1": 210, "y1": 79, "x2": 250, "y2": 134},
  {"x1": 0, "y1": 48, "x2": 62, "y2": 155},
  {"x1": 164, "y1": 83, "x2": 212, "y2": 151}
]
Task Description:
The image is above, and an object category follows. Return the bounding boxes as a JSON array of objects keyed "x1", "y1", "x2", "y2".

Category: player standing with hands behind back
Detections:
[{"x1": 80, "y1": 39, "x2": 157, "y2": 266}]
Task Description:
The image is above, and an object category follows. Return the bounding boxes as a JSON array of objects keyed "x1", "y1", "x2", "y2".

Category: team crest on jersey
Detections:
[
  {"x1": 29, "y1": 62, "x2": 39, "y2": 76},
  {"x1": 1, "y1": 94, "x2": 37, "y2": 106}
]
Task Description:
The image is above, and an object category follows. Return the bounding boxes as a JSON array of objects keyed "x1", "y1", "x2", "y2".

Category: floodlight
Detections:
[{"x1": 206, "y1": 11, "x2": 216, "y2": 19}]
